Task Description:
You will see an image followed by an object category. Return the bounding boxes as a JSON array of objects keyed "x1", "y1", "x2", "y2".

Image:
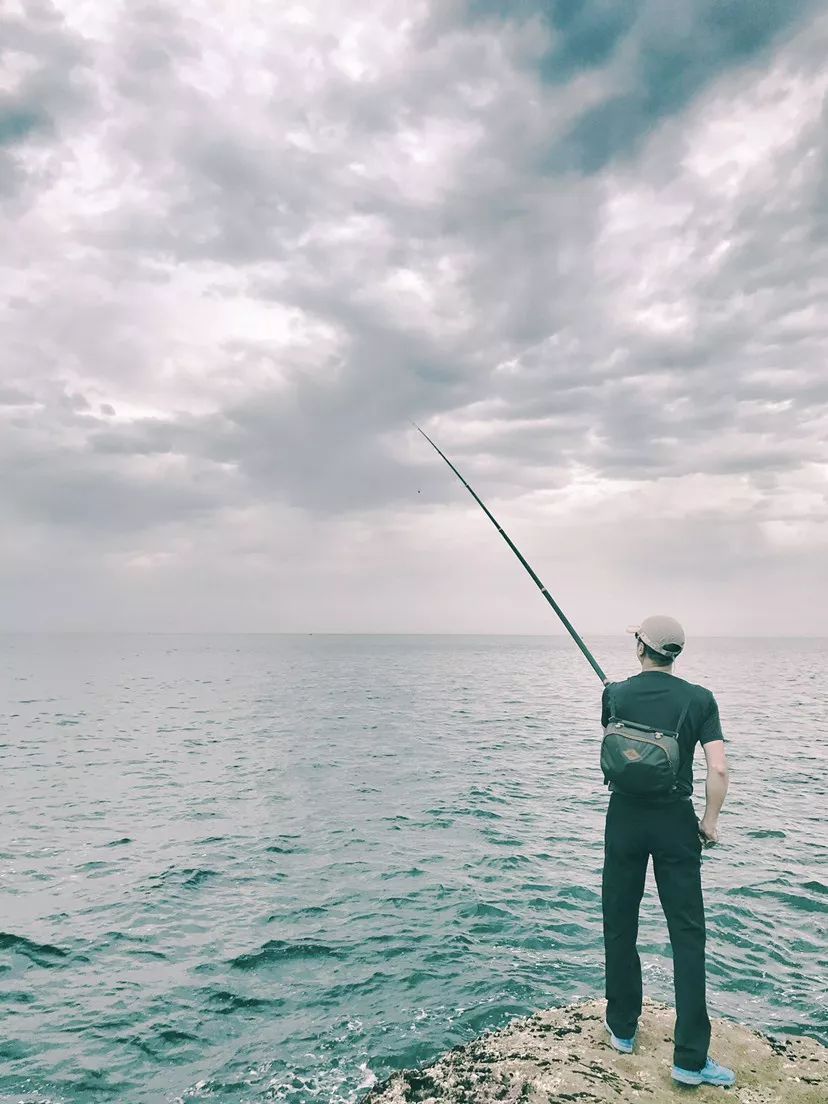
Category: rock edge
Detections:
[{"x1": 362, "y1": 998, "x2": 827, "y2": 1103}]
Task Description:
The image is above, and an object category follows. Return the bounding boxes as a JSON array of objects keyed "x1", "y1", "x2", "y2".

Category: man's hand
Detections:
[{"x1": 698, "y1": 817, "x2": 718, "y2": 848}]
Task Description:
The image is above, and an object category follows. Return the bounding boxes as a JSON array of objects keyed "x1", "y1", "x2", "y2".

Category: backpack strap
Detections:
[{"x1": 674, "y1": 696, "x2": 692, "y2": 735}]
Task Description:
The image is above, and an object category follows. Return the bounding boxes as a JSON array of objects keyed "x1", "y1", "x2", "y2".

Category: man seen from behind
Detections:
[{"x1": 600, "y1": 615, "x2": 735, "y2": 1088}]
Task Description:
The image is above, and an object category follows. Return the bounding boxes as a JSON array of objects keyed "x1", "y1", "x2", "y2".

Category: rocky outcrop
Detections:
[{"x1": 363, "y1": 998, "x2": 827, "y2": 1103}]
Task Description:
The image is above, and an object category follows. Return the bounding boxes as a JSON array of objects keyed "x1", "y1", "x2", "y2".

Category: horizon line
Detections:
[{"x1": 1, "y1": 630, "x2": 827, "y2": 639}]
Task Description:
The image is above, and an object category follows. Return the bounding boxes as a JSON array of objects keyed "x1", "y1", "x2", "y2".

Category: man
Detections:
[{"x1": 600, "y1": 615, "x2": 735, "y2": 1088}]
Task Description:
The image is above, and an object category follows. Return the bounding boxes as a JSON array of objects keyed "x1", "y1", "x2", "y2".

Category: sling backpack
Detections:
[{"x1": 600, "y1": 687, "x2": 692, "y2": 796}]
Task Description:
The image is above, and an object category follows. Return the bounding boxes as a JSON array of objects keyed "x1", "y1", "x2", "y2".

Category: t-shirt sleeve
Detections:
[{"x1": 698, "y1": 690, "x2": 725, "y2": 745}]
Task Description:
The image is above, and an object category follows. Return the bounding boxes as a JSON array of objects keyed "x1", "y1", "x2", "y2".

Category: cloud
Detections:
[
  {"x1": 0, "y1": 0, "x2": 826, "y2": 631},
  {"x1": 468, "y1": 0, "x2": 820, "y2": 172},
  {"x1": 0, "y1": 0, "x2": 96, "y2": 199}
]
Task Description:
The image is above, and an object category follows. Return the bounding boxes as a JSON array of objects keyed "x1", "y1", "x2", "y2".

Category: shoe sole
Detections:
[
  {"x1": 605, "y1": 1023, "x2": 634, "y2": 1054},
  {"x1": 672, "y1": 1069, "x2": 735, "y2": 1088},
  {"x1": 672, "y1": 1070, "x2": 703, "y2": 1085}
]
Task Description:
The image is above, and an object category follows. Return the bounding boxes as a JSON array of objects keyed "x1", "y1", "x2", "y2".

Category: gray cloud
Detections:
[
  {"x1": 469, "y1": 0, "x2": 819, "y2": 171},
  {"x1": 0, "y1": 0, "x2": 96, "y2": 200}
]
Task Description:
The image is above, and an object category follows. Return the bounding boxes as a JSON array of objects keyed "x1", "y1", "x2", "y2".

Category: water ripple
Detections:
[
  {"x1": 0, "y1": 934, "x2": 73, "y2": 967},
  {"x1": 229, "y1": 940, "x2": 345, "y2": 971}
]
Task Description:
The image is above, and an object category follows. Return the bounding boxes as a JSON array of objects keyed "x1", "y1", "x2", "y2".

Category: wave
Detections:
[
  {"x1": 0, "y1": 987, "x2": 35, "y2": 1004},
  {"x1": 144, "y1": 867, "x2": 219, "y2": 890},
  {"x1": 0, "y1": 932, "x2": 72, "y2": 967},
  {"x1": 229, "y1": 940, "x2": 343, "y2": 971},
  {"x1": 92, "y1": 931, "x2": 169, "y2": 960},
  {"x1": 202, "y1": 988, "x2": 286, "y2": 1014},
  {"x1": 157, "y1": 1028, "x2": 201, "y2": 1045},
  {"x1": 726, "y1": 884, "x2": 827, "y2": 913},
  {"x1": 265, "y1": 835, "x2": 306, "y2": 855}
]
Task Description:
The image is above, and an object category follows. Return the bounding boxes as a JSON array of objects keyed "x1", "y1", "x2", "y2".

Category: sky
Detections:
[{"x1": 1, "y1": 0, "x2": 826, "y2": 635}]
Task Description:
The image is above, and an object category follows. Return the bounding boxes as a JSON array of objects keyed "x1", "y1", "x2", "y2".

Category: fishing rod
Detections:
[{"x1": 414, "y1": 423, "x2": 608, "y2": 685}]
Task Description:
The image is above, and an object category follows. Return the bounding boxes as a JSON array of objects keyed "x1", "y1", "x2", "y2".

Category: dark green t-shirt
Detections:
[{"x1": 601, "y1": 670, "x2": 724, "y2": 801}]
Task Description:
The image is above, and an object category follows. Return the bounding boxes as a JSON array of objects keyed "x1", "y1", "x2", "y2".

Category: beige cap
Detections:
[{"x1": 628, "y1": 614, "x2": 686, "y2": 658}]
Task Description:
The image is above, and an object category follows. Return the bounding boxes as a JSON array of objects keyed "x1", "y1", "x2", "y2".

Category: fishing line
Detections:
[{"x1": 414, "y1": 422, "x2": 608, "y2": 684}]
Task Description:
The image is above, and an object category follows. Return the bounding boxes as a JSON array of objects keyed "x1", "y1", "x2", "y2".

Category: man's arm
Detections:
[
  {"x1": 601, "y1": 684, "x2": 611, "y2": 727},
  {"x1": 699, "y1": 739, "x2": 728, "y2": 844}
]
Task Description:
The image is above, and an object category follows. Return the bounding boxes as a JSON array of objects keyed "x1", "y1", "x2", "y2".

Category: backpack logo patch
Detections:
[{"x1": 623, "y1": 748, "x2": 641, "y2": 761}]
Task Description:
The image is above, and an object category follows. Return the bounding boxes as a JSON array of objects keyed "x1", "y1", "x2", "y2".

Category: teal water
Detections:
[{"x1": 1, "y1": 634, "x2": 825, "y2": 1103}]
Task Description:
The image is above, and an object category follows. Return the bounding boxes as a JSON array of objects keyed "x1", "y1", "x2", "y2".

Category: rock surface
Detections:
[{"x1": 362, "y1": 998, "x2": 827, "y2": 1103}]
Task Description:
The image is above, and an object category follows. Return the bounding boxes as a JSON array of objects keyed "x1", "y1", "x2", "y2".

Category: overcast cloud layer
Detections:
[{"x1": 1, "y1": 0, "x2": 826, "y2": 635}]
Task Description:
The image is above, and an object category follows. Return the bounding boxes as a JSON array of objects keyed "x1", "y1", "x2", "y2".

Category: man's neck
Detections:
[{"x1": 639, "y1": 661, "x2": 674, "y2": 674}]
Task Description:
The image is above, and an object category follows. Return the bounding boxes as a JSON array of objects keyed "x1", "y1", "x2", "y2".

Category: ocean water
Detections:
[{"x1": 1, "y1": 633, "x2": 826, "y2": 1104}]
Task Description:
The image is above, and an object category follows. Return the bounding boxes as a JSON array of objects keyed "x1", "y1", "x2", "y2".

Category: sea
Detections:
[{"x1": 1, "y1": 634, "x2": 826, "y2": 1104}]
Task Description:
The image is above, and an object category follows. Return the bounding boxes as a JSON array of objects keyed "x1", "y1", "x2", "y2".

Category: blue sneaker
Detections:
[
  {"x1": 604, "y1": 1019, "x2": 636, "y2": 1054},
  {"x1": 672, "y1": 1056, "x2": 736, "y2": 1087}
]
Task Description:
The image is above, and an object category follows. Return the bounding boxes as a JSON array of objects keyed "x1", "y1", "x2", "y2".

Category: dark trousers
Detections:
[{"x1": 602, "y1": 794, "x2": 711, "y2": 1071}]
